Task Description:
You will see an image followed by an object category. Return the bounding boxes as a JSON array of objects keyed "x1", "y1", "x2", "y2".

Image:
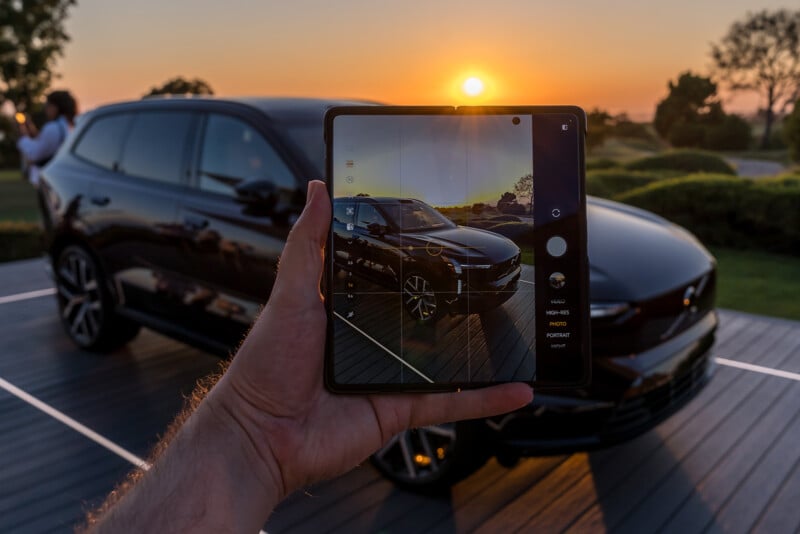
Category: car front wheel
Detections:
[
  {"x1": 403, "y1": 272, "x2": 440, "y2": 323},
  {"x1": 371, "y1": 421, "x2": 491, "y2": 492},
  {"x1": 55, "y1": 245, "x2": 140, "y2": 352}
]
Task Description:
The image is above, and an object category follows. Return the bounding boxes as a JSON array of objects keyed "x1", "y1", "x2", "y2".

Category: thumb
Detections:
[{"x1": 270, "y1": 180, "x2": 330, "y2": 305}]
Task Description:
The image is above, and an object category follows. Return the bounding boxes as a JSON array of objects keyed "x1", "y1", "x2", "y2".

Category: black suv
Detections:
[
  {"x1": 38, "y1": 97, "x2": 717, "y2": 490},
  {"x1": 333, "y1": 196, "x2": 521, "y2": 322}
]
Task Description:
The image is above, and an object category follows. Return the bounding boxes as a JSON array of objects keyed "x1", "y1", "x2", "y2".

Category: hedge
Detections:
[
  {"x1": 616, "y1": 174, "x2": 800, "y2": 255},
  {"x1": 586, "y1": 158, "x2": 619, "y2": 170},
  {"x1": 586, "y1": 169, "x2": 683, "y2": 198},
  {"x1": 625, "y1": 150, "x2": 736, "y2": 175},
  {"x1": 0, "y1": 221, "x2": 44, "y2": 263}
]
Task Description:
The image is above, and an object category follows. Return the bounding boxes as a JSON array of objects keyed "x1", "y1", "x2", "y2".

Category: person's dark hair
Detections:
[{"x1": 46, "y1": 90, "x2": 78, "y2": 125}]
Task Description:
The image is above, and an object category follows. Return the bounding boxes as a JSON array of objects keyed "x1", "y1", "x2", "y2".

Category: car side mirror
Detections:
[
  {"x1": 367, "y1": 222, "x2": 387, "y2": 236},
  {"x1": 234, "y1": 179, "x2": 276, "y2": 206}
]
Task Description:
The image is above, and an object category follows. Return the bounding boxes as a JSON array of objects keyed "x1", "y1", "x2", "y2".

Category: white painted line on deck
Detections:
[
  {"x1": 0, "y1": 287, "x2": 56, "y2": 305},
  {"x1": 0, "y1": 376, "x2": 151, "y2": 470},
  {"x1": 334, "y1": 311, "x2": 434, "y2": 383},
  {"x1": 519, "y1": 279, "x2": 534, "y2": 286},
  {"x1": 715, "y1": 357, "x2": 800, "y2": 382}
]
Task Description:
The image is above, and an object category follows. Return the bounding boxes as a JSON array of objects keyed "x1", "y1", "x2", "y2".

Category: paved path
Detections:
[
  {"x1": 725, "y1": 157, "x2": 786, "y2": 179},
  {"x1": 1, "y1": 258, "x2": 800, "y2": 533}
]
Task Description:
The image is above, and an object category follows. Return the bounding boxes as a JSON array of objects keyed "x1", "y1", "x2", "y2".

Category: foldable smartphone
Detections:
[{"x1": 324, "y1": 106, "x2": 591, "y2": 392}]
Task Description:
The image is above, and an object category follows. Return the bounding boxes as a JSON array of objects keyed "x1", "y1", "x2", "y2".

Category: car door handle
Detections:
[
  {"x1": 183, "y1": 215, "x2": 209, "y2": 231},
  {"x1": 90, "y1": 195, "x2": 110, "y2": 207}
]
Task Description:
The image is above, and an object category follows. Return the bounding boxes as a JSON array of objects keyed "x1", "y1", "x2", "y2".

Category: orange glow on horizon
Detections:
[{"x1": 56, "y1": 1, "x2": 774, "y2": 120}]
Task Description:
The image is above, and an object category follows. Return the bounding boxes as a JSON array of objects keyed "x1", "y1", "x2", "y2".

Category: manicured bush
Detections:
[
  {"x1": 703, "y1": 114, "x2": 752, "y2": 151},
  {"x1": 586, "y1": 158, "x2": 619, "y2": 170},
  {"x1": 667, "y1": 122, "x2": 707, "y2": 148},
  {"x1": 616, "y1": 174, "x2": 800, "y2": 254},
  {"x1": 586, "y1": 170, "x2": 681, "y2": 198},
  {"x1": 625, "y1": 150, "x2": 736, "y2": 175},
  {"x1": 480, "y1": 221, "x2": 534, "y2": 245},
  {"x1": 0, "y1": 221, "x2": 44, "y2": 263}
]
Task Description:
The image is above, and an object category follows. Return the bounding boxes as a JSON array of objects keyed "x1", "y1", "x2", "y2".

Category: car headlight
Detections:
[
  {"x1": 590, "y1": 302, "x2": 631, "y2": 319},
  {"x1": 444, "y1": 257, "x2": 463, "y2": 275},
  {"x1": 444, "y1": 256, "x2": 492, "y2": 273}
]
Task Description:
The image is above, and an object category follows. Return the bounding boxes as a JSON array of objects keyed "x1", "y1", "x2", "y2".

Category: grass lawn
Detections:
[
  {"x1": 710, "y1": 247, "x2": 800, "y2": 321},
  {"x1": 521, "y1": 250, "x2": 533, "y2": 266},
  {"x1": 0, "y1": 169, "x2": 41, "y2": 223}
]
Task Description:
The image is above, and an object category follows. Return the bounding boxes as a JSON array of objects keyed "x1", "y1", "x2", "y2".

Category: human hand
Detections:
[
  {"x1": 17, "y1": 120, "x2": 30, "y2": 138},
  {"x1": 210, "y1": 180, "x2": 533, "y2": 500}
]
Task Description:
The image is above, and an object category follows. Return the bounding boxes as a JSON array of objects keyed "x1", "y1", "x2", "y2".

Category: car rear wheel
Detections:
[
  {"x1": 55, "y1": 245, "x2": 140, "y2": 352},
  {"x1": 370, "y1": 421, "x2": 491, "y2": 492},
  {"x1": 403, "y1": 272, "x2": 439, "y2": 323}
]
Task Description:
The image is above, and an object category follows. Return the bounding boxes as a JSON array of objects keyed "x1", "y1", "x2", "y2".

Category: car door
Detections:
[
  {"x1": 175, "y1": 111, "x2": 305, "y2": 345},
  {"x1": 353, "y1": 202, "x2": 398, "y2": 287},
  {"x1": 78, "y1": 110, "x2": 197, "y2": 321}
]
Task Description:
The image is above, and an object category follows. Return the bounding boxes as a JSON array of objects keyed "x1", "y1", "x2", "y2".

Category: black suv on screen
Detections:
[
  {"x1": 37, "y1": 97, "x2": 717, "y2": 490},
  {"x1": 333, "y1": 196, "x2": 521, "y2": 322}
]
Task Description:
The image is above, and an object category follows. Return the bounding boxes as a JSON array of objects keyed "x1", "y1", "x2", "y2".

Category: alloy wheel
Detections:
[
  {"x1": 57, "y1": 249, "x2": 104, "y2": 346},
  {"x1": 403, "y1": 274, "x2": 437, "y2": 321},
  {"x1": 372, "y1": 424, "x2": 456, "y2": 483}
]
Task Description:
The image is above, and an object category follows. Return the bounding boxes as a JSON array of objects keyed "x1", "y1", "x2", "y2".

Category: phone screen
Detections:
[{"x1": 326, "y1": 108, "x2": 590, "y2": 390}]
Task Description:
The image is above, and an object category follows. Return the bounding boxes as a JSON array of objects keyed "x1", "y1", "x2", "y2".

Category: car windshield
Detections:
[{"x1": 380, "y1": 200, "x2": 456, "y2": 232}]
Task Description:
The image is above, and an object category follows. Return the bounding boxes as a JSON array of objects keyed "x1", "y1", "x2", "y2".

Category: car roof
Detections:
[
  {"x1": 335, "y1": 197, "x2": 422, "y2": 204},
  {"x1": 231, "y1": 97, "x2": 382, "y2": 122},
  {"x1": 86, "y1": 96, "x2": 381, "y2": 123}
]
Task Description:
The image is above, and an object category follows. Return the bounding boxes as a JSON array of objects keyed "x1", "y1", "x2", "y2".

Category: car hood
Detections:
[
  {"x1": 399, "y1": 226, "x2": 520, "y2": 261},
  {"x1": 587, "y1": 196, "x2": 715, "y2": 302}
]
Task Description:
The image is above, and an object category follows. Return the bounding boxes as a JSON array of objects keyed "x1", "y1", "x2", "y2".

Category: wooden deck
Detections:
[
  {"x1": 333, "y1": 265, "x2": 535, "y2": 384},
  {"x1": 1, "y1": 258, "x2": 799, "y2": 533}
]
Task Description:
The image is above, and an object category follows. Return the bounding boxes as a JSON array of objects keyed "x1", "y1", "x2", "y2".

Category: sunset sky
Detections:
[
  {"x1": 332, "y1": 114, "x2": 533, "y2": 206},
  {"x1": 57, "y1": 0, "x2": 791, "y2": 119}
]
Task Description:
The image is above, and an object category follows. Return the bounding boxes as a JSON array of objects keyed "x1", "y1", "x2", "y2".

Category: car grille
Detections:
[
  {"x1": 464, "y1": 254, "x2": 520, "y2": 288},
  {"x1": 592, "y1": 270, "x2": 716, "y2": 357},
  {"x1": 601, "y1": 350, "x2": 711, "y2": 438},
  {"x1": 492, "y1": 254, "x2": 520, "y2": 280}
]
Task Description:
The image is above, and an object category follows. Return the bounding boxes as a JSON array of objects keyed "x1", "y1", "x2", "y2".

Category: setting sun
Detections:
[{"x1": 462, "y1": 77, "x2": 485, "y2": 97}]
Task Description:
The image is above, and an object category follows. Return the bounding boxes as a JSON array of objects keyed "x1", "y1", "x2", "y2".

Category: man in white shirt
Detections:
[{"x1": 16, "y1": 90, "x2": 77, "y2": 186}]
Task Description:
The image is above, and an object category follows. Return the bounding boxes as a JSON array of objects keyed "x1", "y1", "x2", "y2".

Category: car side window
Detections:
[
  {"x1": 198, "y1": 114, "x2": 296, "y2": 197},
  {"x1": 355, "y1": 203, "x2": 387, "y2": 229},
  {"x1": 118, "y1": 112, "x2": 194, "y2": 184},
  {"x1": 73, "y1": 113, "x2": 132, "y2": 170}
]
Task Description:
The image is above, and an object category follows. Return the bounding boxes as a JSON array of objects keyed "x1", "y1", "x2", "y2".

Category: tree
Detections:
[
  {"x1": 512, "y1": 173, "x2": 533, "y2": 202},
  {"x1": 654, "y1": 72, "x2": 719, "y2": 140},
  {"x1": 497, "y1": 191, "x2": 527, "y2": 214},
  {"x1": 784, "y1": 99, "x2": 800, "y2": 161},
  {"x1": 0, "y1": 0, "x2": 76, "y2": 112},
  {"x1": 711, "y1": 9, "x2": 800, "y2": 148},
  {"x1": 653, "y1": 71, "x2": 751, "y2": 150},
  {"x1": 146, "y1": 76, "x2": 214, "y2": 97},
  {"x1": 586, "y1": 108, "x2": 613, "y2": 149}
]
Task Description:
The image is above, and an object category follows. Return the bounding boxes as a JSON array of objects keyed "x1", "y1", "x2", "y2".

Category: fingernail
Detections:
[
  {"x1": 307, "y1": 180, "x2": 325, "y2": 206},
  {"x1": 306, "y1": 181, "x2": 317, "y2": 205}
]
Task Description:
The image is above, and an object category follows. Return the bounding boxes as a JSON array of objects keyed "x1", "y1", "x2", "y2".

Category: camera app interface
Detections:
[{"x1": 331, "y1": 114, "x2": 535, "y2": 385}]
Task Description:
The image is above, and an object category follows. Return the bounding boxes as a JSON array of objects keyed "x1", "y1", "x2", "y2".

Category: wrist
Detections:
[{"x1": 206, "y1": 376, "x2": 288, "y2": 503}]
